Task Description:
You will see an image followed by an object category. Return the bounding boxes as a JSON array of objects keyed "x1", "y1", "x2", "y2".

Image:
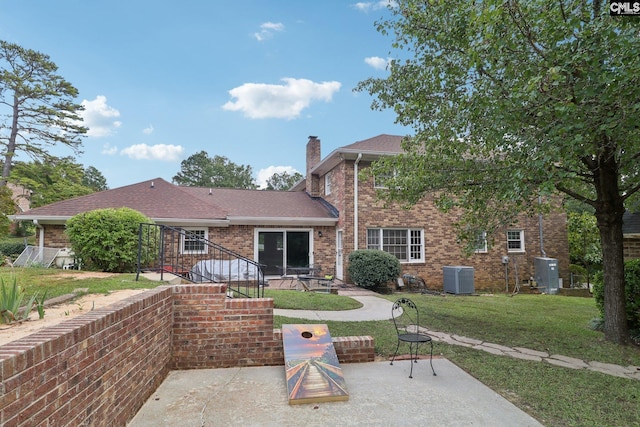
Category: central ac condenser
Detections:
[{"x1": 443, "y1": 266, "x2": 475, "y2": 295}]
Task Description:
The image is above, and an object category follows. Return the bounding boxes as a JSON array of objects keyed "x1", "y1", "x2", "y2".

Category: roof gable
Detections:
[{"x1": 341, "y1": 134, "x2": 404, "y2": 153}]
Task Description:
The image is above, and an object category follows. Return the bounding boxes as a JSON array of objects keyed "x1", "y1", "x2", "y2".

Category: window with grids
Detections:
[
  {"x1": 507, "y1": 230, "x2": 524, "y2": 252},
  {"x1": 324, "y1": 172, "x2": 332, "y2": 195},
  {"x1": 366, "y1": 228, "x2": 424, "y2": 262},
  {"x1": 474, "y1": 231, "x2": 488, "y2": 253},
  {"x1": 182, "y1": 229, "x2": 208, "y2": 254}
]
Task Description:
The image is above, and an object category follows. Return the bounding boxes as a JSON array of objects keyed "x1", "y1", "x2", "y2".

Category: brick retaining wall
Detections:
[{"x1": 0, "y1": 284, "x2": 375, "y2": 426}]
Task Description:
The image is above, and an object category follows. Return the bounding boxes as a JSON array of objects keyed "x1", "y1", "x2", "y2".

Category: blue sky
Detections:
[{"x1": 0, "y1": 1, "x2": 408, "y2": 189}]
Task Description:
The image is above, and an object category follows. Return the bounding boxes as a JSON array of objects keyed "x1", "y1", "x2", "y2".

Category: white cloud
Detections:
[
  {"x1": 101, "y1": 143, "x2": 118, "y2": 155},
  {"x1": 142, "y1": 125, "x2": 154, "y2": 135},
  {"x1": 352, "y1": 1, "x2": 396, "y2": 12},
  {"x1": 257, "y1": 166, "x2": 300, "y2": 189},
  {"x1": 120, "y1": 144, "x2": 184, "y2": 161},
  {"x1": 365, "y1": 56, "x2": 389, "y2": 70},
  {"x1": 254, "y1": 22, "x2": 284, "y2": 41},
  {"x1": 80, "y1": 95, "x2": 122, "y2": 137},
  {"x1": 222, "y1": 78, "x2": 341, "y2": 119}
]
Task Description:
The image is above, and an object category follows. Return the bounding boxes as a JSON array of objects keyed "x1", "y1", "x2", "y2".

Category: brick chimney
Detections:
[{"x1": 306, "y1": 136, "x2": 321, "y2": 196}]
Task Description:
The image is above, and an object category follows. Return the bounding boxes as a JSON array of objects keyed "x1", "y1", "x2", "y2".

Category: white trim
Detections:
[
  {"x1": 228, "y1": 216, "x2": 337, "y2": 226},
  {"x1": 180, "y1": 227, "x2": 209, "y2": 255},
  {"x1": 254, "y1": 228, "x2": 315, "y2": 269},
  {"x1": 354, "y1": 153, "x2": 362, "y2": 251},
  {"x1": 507, "y1": 229, "x2": 525, "y2": 253},
  {"x1": 366, "y1": 228, "x2": 425, "y2": 263},
  {"x1": 324, "y1": 172, "x2": 332, "y2": 195}
]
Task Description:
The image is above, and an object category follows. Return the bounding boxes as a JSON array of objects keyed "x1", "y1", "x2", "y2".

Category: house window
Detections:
[
  {"x1": 366, "y1": 228, "x2": 424, "y2": 262},
  {"x1": 324, "y1": 172, "x2": 332, "y2": 195},
  {"x1": 373, "y1": 171, "x2": 394, "y2": 189},
  {"x1": 474, "y1": 231, "x2": 488, "y2": 253},
  {"x1": 507, "y1": 230, "x2": 525, "y2": 252},
  {"x1": 182, "y1": 228, "x2": 208, "y2": 254}
]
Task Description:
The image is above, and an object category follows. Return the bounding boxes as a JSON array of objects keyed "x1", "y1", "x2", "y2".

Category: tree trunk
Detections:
[
  {"x1": 1, "y1": 94, "x2": 20, "y2": 187},
  {"x1": 597, "y1": 213, "x2": 628, "y2": 344},
  {"x1": 592, "y1": 146, "x2": 629, "y2": 345}
]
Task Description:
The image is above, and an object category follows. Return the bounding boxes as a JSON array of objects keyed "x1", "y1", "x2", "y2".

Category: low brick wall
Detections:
[{"x1": 0, "y1": 284, "x2": 375, "y2": 426}]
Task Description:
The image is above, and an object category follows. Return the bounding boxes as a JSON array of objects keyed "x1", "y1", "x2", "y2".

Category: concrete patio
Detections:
[{"x1": 128, "y1": 359, "x2": 543, "y2": 427}]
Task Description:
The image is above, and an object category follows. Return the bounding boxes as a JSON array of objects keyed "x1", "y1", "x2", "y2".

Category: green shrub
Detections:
[
  {"x1": 592, "y1": 258, "x2": 640, "y2": 332},
  {"x1": 347, "y1": 249, "x2": 401, "y2": 290},
  {"x1": 0, "y1": 241, "x2": 26, "y2": 259},
  {"x1": 65, "y1": 207, "x2": 155, "y2": 273}
]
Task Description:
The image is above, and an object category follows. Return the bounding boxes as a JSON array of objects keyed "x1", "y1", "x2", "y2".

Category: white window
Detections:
[
  {"x1": 373, "y1": 171, "x2": 394, "y2": 189},
  {"x1": 474, "y1": 231, "x2": 488, "y2": 253},
  {"x1": 181, "y1": 228, "x2": 208, "y2": 254},
  {"x1": 507, "y1": 230, "x2": 525, "y2": 253},
  {"x1": 366, "y1": 228, "x2": 424, "y2": 262},
  {"x1": 324, "y1": 172, "x2": 332, "y2": 195}
]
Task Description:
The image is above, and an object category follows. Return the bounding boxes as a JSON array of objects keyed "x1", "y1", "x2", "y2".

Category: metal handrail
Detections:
[{"x1": 136, "y1": 223, "x2": 265, "y2": 298}]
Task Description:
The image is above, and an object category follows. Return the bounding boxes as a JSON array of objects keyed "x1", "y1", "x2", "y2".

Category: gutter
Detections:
[
  {"x1": 354, "y1": 153, "x2": 362, "y2": 251},
  {"x1": 539, "y1": 196, "x2": 547, "y2": 257}
]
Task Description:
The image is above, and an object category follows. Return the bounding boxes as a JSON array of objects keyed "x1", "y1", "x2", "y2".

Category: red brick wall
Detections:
[
  {"x1": 0, "y1": 286, "x2": 173, "y2": 427},
  {"x1": 333, "y1": 159, "x2": 570, "y2": 291},
  {"x1": 38, "y1": 224, "x2": 69, "y2": 248},
  {"x1": 624, "y1": 237, "x2": 640, "y2": 260},
  {"x1": 0, "y1": 285, "x2": 374, "y2": 426}
]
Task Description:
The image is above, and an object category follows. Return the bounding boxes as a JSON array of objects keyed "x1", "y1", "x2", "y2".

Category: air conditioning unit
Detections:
[
  {"x1": 534, "y1": 257, "x2": 559, "y2": 294},
  {"x1": 443, "y1": 266, "x2": 475, "y2": 295}
]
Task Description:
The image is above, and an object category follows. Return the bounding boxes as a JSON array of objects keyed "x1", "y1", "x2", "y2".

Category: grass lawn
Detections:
[
  {"x1": 0, "y1": 267, "x2": 156, "y2": 299},
  {"x1": 272, "y1": 291, "x2": 640, "y2": 427},
  {"x1": 2, "y1": 268, "x2": 639, "y2": 426}
]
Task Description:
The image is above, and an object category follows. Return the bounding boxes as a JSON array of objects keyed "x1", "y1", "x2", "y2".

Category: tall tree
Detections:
[
  {"x1": 265, "y1": 171, "x2": 303, "y2": 190},
  {"x1": 356, "y1": 0, "x2": 640, "y2": 344},
  {"x1": 10, "y1": 158, "x2": 96, "y2": 207},
  {"x1": 0, "y1": 41, "x2": 86, "y2": 185},
  {"x1": 567, "y1": 211, "x2": 602, "y2": 286},
  {"x1": 173, "y1": 151, "x2": 257, "y2": 189},
  {"x1": 82, "y1": 166, "x2": 108, "y2": 192}
]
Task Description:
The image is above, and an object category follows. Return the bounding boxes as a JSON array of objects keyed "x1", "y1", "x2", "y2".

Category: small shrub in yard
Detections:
[
  {"x1": 0, "y1": 241, "x2": 27, "y2": 260},
  {"x1": 592, "y1": 258, "x2": 640, "y2": 336},
  {"x1": 347, "y1": 249, "x2": 401, "y2": 291},
  {"x1": 66, "y1": 207, "x2": 155, "y2": 273},
  {"x1": 0, "y1": 277, "x2": 37, "y2": 323}
]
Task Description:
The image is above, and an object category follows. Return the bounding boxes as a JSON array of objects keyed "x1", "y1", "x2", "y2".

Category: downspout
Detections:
[
  {"x1": 33, "y1": 219, "x2": 45, "y2": 263},
  {"x1": 538, "y1": 196, "x2": 547, "y2": 257},
  {"x1": 354, "y1": 153, "x2": 362, "y2": 251}
]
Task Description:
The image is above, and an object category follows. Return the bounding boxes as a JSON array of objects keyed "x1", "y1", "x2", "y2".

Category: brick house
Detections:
[
  {"x1": 11, "y1": 134, "x2": 569, "y2": 291},
  {"x1": 623, "y1": 211, "x2": 640, "y2": 260}
]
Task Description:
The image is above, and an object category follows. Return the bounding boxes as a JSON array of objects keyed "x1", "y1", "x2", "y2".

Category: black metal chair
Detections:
[{"x1": 390, "y1": 297, "x2": 436, "y2": 378}]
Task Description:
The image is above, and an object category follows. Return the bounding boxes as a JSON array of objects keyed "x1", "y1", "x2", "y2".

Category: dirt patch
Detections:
[
  {"x1": 49, "y1": 271, "x2": 120, "y2": 280},
  {"x1": 0, "y1": 288, "x2": 148, "y2": 347}
]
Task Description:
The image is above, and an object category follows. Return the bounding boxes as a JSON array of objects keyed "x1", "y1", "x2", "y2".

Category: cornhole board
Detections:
[{"x1": 282, "y1": 324, "x2": 349, "y2": 405}]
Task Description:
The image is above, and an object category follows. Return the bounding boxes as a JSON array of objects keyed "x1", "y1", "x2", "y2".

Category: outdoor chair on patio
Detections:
[{"x1": 390, "y1": 297, "x2": 436, "y2": 378}]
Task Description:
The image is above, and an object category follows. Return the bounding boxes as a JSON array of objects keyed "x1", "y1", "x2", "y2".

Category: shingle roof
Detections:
[
  {"x1": 12, "y1": 178, "x2": 338, "y2": 225},
  {"x1": 341, "y1": 134, "x2": 404, "y2": 153},
  {"x1": 181, "y1": 187, "x2": 337, "y2": 219}
]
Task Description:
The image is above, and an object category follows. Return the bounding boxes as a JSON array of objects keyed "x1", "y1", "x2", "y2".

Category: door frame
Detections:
[{"x1": 254, "y1": 228, "x2": 314, "y2": 276}]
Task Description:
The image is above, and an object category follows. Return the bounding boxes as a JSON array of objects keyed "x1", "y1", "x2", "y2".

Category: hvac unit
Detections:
[
  {"x1": 443, "y1": 266, "x2": 475, "y2": 295},
  {"x1": 534, "y1": 257, "x2": 559, "y2": 294}
]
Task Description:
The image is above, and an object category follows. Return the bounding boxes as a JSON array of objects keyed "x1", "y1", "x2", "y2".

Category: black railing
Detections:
[{"x1": 136, "y1": 223, "x2": 265, "y2": 298}]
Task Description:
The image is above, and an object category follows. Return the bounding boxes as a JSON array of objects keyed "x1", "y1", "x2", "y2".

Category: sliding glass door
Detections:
[{"x1": 257, "y1": 230, "x2": 310, "y2": 276}]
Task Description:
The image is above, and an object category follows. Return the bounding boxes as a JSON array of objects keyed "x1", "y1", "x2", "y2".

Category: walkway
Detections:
[{"x1": 274, "y1": 289, "x2": 640, "y2": 381}]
